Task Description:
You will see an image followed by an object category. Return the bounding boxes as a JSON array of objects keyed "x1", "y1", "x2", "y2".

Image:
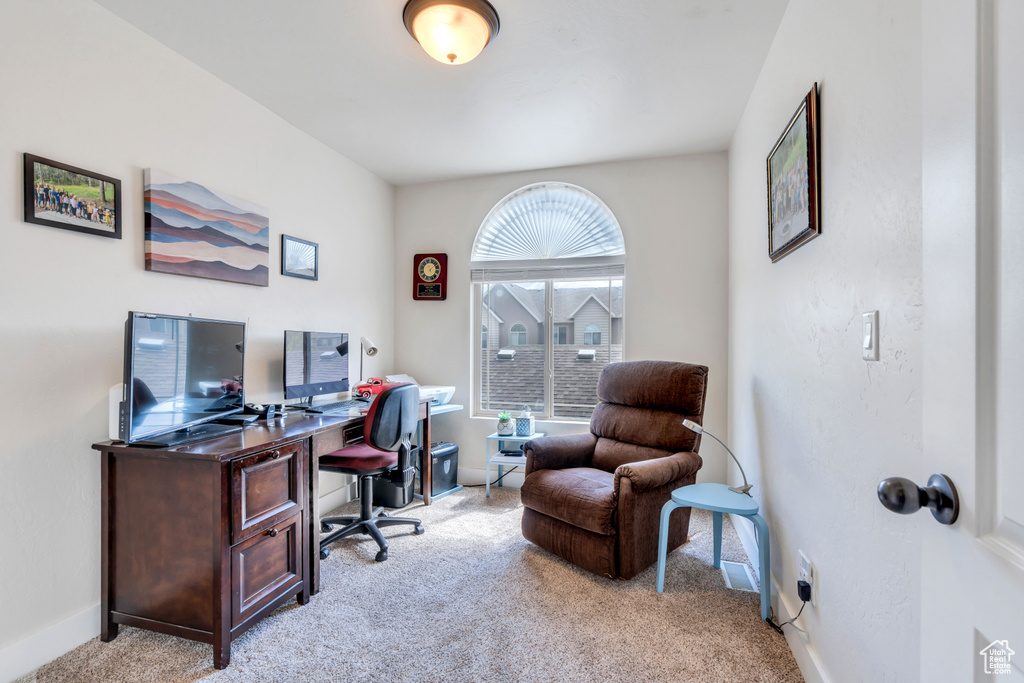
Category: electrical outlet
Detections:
[{"x1": 797, "y1": 550, "x2": 816, "y2": 606}]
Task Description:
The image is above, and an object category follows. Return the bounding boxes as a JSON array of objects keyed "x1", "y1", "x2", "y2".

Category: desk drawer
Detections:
[
  {"x1": 231, "y1": 513, "x2": 303, "y2": 628},
  {"x1": 231, "y1": 441, "x2": 304, "y2": 545}
]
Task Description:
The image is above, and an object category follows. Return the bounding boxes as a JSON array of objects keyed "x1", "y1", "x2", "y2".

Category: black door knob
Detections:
[{"x1": 877, "y1": 474, "x2": 959, "y2": 525}]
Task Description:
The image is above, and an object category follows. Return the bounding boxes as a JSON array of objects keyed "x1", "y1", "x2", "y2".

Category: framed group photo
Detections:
[
  {"x1": 767, "y1": 83, "x2": 820, "y2": 262},
  {"x1": 24, "y1": 154, "x2": 121, "y2": 239}
]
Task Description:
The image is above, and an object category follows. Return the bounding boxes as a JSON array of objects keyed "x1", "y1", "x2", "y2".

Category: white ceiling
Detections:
[{"x1": 93, "y1": 0, "x2": 789, "y2": 186}]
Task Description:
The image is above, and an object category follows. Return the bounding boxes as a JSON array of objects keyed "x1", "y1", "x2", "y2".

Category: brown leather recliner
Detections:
[{"x1": 520, "y1": 361, "x2": 708, "y2": 579}]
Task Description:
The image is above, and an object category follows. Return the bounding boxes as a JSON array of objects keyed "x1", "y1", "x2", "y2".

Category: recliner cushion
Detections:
[
  {"x1": 591, "y1": 435, "x2": 674, "y2": 473},
  {"x1": 520, "y1": 467, "x2": 617, "y2": 536}
]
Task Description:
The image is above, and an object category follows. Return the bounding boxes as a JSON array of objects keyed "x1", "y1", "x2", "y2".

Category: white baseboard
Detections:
[
  {"x1": 772, "y1": 576, "x2": 830, "y2": 683},
  {"x1": 0, "y1": 604, "x2": 100, "y2": 683},
  {"x1": 729, "y1": 513, "x2": 830, "y2": 683}
]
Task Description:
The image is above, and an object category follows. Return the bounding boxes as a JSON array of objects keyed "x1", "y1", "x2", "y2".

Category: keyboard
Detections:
[
  {"x1": 203, "y1": 396, "x2": 243, "y2": 412},
  {"x1": 308, "y1": 399, "x2": 370, "y2": 413}
]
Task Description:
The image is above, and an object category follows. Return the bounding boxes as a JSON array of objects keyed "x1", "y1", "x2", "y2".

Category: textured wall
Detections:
[
  {"x1": 728, "y1": 1, "x2": 923, "y2": 681},
  {"x1": 0, "y1": 0, "x2": 393, "y2": 656},
  {"x1": 394, "y1": 153, "x2": 730, "y2": 486}
]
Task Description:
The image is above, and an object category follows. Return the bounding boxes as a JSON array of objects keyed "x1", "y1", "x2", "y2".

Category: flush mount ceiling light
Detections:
[{"x1": 403, "y1": 0, "x2": 500, "y2": 65}]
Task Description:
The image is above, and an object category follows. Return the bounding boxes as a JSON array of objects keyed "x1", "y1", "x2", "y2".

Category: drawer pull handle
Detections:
[
  {"x1": 267, "y1": 528, "x2": 279, "y2": 537},
  {"x1": 270, "y1": 450, "x2": 281, "y2": 459}
]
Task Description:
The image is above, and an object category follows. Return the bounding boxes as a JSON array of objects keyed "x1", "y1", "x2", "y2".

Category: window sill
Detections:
[{"x1": 471, "y1": 413, "x2": 590, "y2": 426}]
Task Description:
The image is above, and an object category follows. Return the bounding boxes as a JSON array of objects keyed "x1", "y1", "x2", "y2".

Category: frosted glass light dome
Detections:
[
  {"x1": 472, "y1": 183, "x2": 625, "y2": 262},
  {"x1": 403, "y1": 0, "x2": 500, "y2": 66}
]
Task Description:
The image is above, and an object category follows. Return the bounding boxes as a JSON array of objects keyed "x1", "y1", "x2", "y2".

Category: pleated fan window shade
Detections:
[{"x1": 471, "y1": 182, "x2": 625, "y2": 281}]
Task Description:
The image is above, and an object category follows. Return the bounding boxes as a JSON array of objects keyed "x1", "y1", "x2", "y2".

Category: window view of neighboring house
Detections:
[{"x1": 472, "y1": 182, "x2": 625, "y2": 420}]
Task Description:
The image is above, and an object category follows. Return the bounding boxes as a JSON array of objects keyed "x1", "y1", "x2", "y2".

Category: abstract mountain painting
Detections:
[{"x1": 144, "y1": 169, "x2": 270, "y2": 286}]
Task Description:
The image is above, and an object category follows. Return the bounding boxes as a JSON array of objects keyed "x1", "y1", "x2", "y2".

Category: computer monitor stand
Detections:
[{"x1": 132, "y1": 422, "x2": 243, "y2": 448}]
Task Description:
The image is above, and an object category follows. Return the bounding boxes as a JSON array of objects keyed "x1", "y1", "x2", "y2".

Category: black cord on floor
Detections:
[
  {"x1": 462, "y1": 466, "x2": 520, "y2": 488},
  {"x1": 768, "y1": 600, "x2": 806, "y2": 634}
]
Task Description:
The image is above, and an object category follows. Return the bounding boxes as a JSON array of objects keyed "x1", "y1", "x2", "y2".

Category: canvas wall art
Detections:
[{"x1": 144, "y1": 169, "x2": 269, "y2": 286}]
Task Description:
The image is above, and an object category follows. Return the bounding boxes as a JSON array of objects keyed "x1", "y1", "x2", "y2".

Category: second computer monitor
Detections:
[{"x1": 283, "y1": 330, "x2": 349, "y2": 400}]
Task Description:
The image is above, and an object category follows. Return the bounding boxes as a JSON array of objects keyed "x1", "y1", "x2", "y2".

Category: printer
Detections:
[{"x1": 385, "y1": 374, "x2": 456, "y2": 406}]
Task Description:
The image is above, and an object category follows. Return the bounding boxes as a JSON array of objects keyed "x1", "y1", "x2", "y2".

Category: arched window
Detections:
[{"x1": 474, "y1": 182, "x2": 625, "y2": 420}]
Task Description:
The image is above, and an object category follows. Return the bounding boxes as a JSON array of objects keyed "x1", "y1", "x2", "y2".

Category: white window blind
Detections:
[{"x1": 470, "y1": 182, "x2": 625, "y2": 282}]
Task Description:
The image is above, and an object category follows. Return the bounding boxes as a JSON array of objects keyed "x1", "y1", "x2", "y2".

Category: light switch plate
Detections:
[{"x1": 862, "y1": 310, "x2": 879, "y2": 361}]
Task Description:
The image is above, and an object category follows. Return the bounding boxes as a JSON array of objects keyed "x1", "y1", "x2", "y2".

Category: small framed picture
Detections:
[
  {"x1": 281, "y1": 234, "x2": 318, "y2": 280},
  {"x1": 24, "y1": 154, "x2": 121, "y2": 239},
  {"x1": 767, "y1": 83, "x2": 820, "y2": 262}
]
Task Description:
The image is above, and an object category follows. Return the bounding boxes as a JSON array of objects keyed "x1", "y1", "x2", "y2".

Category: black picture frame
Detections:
[
  {"x1": 23, "y1": 153, "x2": 122, "y2": 239},
  {"x1": 767, "y1": 83, "x2": 820, "y2": 262},
  {"x1": 281, "y1": 234, "x2": 318, "y2": 280}
]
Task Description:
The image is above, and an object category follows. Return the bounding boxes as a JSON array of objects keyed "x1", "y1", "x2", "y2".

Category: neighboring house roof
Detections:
[
  {"x1": 553, "y1": 286, "x2": 622, "y2": 322},
  {"x1": 480, "y1": 303, "x2": 504, "y2": 325},
  {"x1": 485, "y1": 284, "x2": 543, "y2": 322},
  {"x1": 487, "y1": 283, "x2": 624, "y2": 324},
  {"x1": 566, "y1": 293, "x2": 610, "y2": 320}
]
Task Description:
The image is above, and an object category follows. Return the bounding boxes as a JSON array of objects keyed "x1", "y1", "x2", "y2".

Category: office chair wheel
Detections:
[
  {"x1": 379, "y1": 511, "x2": 388, "y2": 517},
  {"x1": 320, "y1": 522, "x2": 334, "y2": 533},
  {"x1": 414, "y1": 525, "x2": 425, "y2": 535},
  {"x1": 319, "y1": 548, "x2": 329, "y2": 560},
  {"x1": 375, "y1": 548, "x2": 388, "y2": 562}
]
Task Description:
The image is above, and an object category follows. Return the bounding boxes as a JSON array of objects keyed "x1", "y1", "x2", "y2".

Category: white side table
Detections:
[{"x1": 485, "y1": 432, "x2": 543, "y2": 497}]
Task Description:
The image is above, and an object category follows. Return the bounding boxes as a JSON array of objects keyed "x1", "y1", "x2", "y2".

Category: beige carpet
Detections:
[{"x1": 20, "y1": 486, "x2": 802, "y2": 682}]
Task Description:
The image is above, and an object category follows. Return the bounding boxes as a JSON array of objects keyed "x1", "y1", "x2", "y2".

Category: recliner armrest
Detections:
[
  {"x1": 523, "y1": 433, "x2": 598, "y2": 474},
  {"x1": 614, "y1": 451, "x2": 703, "y2": 494}
]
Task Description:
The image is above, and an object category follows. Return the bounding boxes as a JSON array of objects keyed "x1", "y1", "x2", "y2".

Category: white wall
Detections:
[
  {"x1": 728, "y1": 1, "x2": 923, "y2": 682},
  {"x1": 0, "y1": 0, "x2": 393, "y2": 669},
  {"x1": 394, "y1": 153, "x2": 730, "y2": 486}
]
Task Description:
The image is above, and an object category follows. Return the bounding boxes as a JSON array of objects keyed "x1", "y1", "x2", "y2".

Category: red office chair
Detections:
[{"x1": 319, "y1": 383, "x2": 424, "y2": 562}]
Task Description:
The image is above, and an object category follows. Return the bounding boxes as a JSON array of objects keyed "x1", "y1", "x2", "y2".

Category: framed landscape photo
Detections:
[
  {"x1": 24, "y1": 154, "x2": 121, "y2": 239},
  {"x1": 281, "y1": 234, "x2": 318, "y2": 280},
  {"x1": 767, "y1": 83, "x2": 820, "y2": 262}
]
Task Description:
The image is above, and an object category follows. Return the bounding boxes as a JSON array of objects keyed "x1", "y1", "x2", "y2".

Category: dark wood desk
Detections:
[{"x1": 92, "y1": 402, "x2": 434, "y2": 669}]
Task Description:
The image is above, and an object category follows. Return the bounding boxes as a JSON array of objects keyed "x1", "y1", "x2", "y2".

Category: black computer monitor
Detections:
[
  {"x1": 283, "y1": 330, "x2": 349, "y2": 402},
  {"x1": 122, "y1": 312, "x2": 246, "y2": 444}
]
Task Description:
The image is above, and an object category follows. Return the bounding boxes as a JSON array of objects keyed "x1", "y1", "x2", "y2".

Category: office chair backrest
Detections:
[{"x1": 363, "y1": 383, "x2": 418, "y2": 452}]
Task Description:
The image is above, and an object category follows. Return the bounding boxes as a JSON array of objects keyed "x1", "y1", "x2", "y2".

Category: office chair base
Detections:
[
  {"x1": 318, "y1": 467, "x2": 423, "y2": 562},
  {"x1": 319, "y1": 515, "x2": 423, "y2": 561},
  {"x1": 321, "y1": 507, "x2": 387, "y2": 534}
]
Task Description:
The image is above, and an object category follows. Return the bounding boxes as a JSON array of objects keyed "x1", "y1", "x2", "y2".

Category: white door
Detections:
[{"x1": 921, "y1": 1, "x2": 1024, "y2": 680}]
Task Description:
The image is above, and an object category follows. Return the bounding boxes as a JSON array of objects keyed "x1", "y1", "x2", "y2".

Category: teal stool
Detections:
[{"x1": 656, "y1": 483, "x2": 770, "y2": 621}]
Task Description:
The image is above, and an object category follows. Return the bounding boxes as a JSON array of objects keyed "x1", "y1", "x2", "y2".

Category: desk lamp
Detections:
[
  {"x1": 360, "y1": 336, "x2": 378, "y2": 382},
  {"x1": 682, "y1": 419, "x2": 752, "y2": 496}
]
